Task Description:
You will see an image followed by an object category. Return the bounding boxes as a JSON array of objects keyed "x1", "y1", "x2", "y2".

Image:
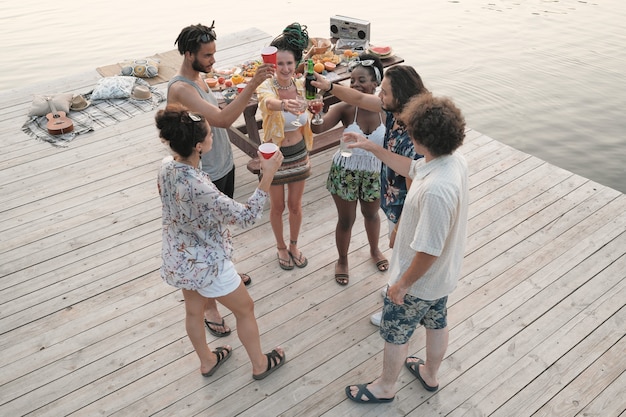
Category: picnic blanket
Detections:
[
  {"x1": 22, "y1": 80, "x2": 165, "y2": 147},
  {"x1": 96, "y1": 49, "x2": 182, "y2": 86}
]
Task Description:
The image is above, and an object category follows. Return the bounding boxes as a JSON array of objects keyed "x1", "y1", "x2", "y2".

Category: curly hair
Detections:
[
  {"x1": 384, "y1": 65, "x2": 428, "y2": 111},
  {"x1": 270, "y1": 23, "x2": 309, "y2": 65},
  {"x1": 155, "y1": 104, "x2": 209, "y2": 157},
  {"x1": 174, "y1": 22, "x2": 217, "y2": 55},
  {"x1": 400, "y1": 94, "x2": 466, "y2": 157}
]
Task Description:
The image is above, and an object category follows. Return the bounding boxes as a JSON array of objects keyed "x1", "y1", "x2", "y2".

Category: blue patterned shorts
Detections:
[{"x1": 379, "y1": 292, "x2": 448, "y2": 345}]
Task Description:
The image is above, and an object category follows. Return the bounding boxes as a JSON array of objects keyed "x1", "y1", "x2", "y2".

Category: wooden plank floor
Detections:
[{"x1": 1, "y1": 45, "x2": 625, "y2": 417}]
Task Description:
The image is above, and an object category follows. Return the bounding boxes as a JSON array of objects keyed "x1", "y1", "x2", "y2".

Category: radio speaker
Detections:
[{"x1": 330, "y1": 15, "x2": 370, "y2": 41}]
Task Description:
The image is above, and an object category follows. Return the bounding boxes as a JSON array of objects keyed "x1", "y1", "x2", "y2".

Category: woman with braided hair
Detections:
[
  {"x1": 256, "y1": 23, "x2": 314, "y2": 271},
  {"x1": 311, "y1": 53, "x2": 389, "y2": 286}
]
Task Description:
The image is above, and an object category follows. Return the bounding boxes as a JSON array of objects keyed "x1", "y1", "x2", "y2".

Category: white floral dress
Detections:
[{"x1": 158, "y1": 158, "x2": 267, "y2": 292}]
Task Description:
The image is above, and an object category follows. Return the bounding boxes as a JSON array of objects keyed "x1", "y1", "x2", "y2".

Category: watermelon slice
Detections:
[{"x1": 370, "y1": 45, "x2": 392, "y2": 56}]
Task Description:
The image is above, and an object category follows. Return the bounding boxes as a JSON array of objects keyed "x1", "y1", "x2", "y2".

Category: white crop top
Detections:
[
  {"x1": 333, "y1": 107, "x2": 385, "y2": 172},
  {"x1": 283, "y1": 111, "x2": 308, "y2": 132}
]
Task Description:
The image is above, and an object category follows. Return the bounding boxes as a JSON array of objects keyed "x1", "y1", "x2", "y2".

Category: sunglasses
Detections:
[
  {"x1": 181, "y1": 112, "x2": 203, "y2": 144},
  {"x1": 348, "y1": 59, "x2": 375, "y2": 71},
  {"x1": 187, "y1": 112, "x2": 202, "y2": 122},
  {"x1": 197, "y1": 21, "x2": 217, "y2": 43},
  {"x1": 348, "y1": 59, "x2": 382, "y2": 84}
]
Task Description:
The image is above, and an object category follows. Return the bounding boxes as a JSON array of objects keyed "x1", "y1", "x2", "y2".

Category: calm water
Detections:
[{"x1": 1, "y1": 0, "x2": 624, "y2": 192}]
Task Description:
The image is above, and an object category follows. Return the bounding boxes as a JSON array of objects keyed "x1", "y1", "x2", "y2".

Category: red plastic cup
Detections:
[
  {"x1": 259, "y1": 142, "x2": 278, "y2": 159},
  {"x1": 261, "y1": 46, "x2": 277, "y2": 65},
  {"x1": 237, "y1": 83, "x2": 247, "y2": 94}
]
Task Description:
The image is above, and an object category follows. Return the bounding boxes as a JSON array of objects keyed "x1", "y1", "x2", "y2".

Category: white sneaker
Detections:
[
  {"x1": 380, "y1": 286, "x2": 388, "y2": 299},
  {"x1": 370, "y1": 311, "x2": 382, "y2": 326}
]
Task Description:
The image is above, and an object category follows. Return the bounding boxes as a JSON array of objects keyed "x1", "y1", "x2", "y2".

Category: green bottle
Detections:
[{"x1": 305, "y1": 59, "x2": 317, "y2": 100}]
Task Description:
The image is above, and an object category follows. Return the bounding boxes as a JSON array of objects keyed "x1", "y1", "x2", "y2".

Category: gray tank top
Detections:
[{"x1": 167, "y1": 75, "x2": 234, "y2": 181}]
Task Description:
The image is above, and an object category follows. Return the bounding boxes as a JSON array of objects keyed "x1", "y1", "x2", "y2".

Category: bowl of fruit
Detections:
[{"x1": 308, "y1": 37, "x2": 332, "y2": 55}]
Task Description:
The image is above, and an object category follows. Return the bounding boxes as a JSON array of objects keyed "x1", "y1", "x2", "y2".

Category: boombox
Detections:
[{"x1": 330, "y1": 15, "x2": 370, "y2": 41}]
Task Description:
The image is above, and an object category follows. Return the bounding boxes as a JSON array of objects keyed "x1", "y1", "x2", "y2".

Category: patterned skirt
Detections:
[{"x1": 265, "y1": 139, "x2": 311, "y2": 186}]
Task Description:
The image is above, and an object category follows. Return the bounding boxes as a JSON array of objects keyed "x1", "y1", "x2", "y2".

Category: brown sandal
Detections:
[
  {"x1": 376, "y1": 259, "x2": 389, "y2": 272},
  {"x1": 335, "y1": 273, "x2": 349, "y2": 286},
  {"x1": 335, "y1": 262, "x2": 349, "y2": 285}
]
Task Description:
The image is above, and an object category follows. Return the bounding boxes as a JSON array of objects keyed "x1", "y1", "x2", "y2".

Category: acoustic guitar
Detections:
[{"x1": 45, "y1": 97, "x2": 74, "y2": 135}]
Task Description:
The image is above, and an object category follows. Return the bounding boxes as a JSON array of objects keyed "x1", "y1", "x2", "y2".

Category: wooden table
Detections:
[{"x1": 210, "y1": 28, "x2": 404, "y2": 159}]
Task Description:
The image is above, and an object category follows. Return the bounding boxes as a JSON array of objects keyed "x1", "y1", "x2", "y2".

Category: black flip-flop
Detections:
[
  {"x1": 201, "y1": 346, "x2": 232, "y2": 377},
  {"x1": 204, "y1": 318, "x2": 231, "y2": 337},
  {"x1": 288, "y1": 250, "x2": 308, "y2": 268},
  {"x1": 405, "y1": 357, "x2": 439, "y2": 391},
  {"x1": 345, "y1": 383, "x2": 395, "y2": 403},
  {"x1": 277, "y1": 252, "x2": 294, "y2": 270},
  {"x1": 240, "y1": 273, "x2": 252, "y2": 286}
]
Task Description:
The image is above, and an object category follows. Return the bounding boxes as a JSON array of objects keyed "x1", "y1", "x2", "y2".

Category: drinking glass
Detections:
[
  {"x1": 340, "y1": 133, "x2": 353, "y2": 157},
  {"x1": 307, "y1": 94, "x2": 324, "y2": 125},
  {"x1": 291, "y1": 95, "x2": 308, "y2": 127}
]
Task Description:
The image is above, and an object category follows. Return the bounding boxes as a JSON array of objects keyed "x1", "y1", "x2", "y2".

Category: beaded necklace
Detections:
[{"x1": 273, "y1": 77, "x2": 294, "y2": 90}]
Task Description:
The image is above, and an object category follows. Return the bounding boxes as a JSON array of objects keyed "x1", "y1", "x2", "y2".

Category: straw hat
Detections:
[
  {"x1": 70, "y1": 94, "x2": 90, "y2": 111},
  {"x1": 130, "y1": 85, "x2": 152, "y2": 100}
]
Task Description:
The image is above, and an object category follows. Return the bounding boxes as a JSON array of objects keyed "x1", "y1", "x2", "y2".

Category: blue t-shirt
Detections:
[{"x1": 380, "y1": 111, "x2": 423, "y2": 223}]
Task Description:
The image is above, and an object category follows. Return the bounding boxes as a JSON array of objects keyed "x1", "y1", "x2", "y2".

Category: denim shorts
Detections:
[{"x1": 379, "y1": 292, "x2": 448, "y2": 345}]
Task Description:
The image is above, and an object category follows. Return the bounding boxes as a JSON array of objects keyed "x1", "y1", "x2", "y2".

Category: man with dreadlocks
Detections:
[{"x1": 167, "y1": 22, "x2": 275, "y2": 339}]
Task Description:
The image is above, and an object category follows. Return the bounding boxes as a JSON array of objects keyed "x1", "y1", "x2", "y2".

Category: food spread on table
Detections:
[{"x1": 204, "y1": 38, "x2": 394, "y2": 93}]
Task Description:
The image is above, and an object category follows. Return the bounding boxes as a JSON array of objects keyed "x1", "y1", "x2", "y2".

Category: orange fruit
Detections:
[
  {"x1": 324, "y1": 62, "x2": 336, "y2": 72},
  {"x1": 231, "y1": 74, "x2": 244, "y2": 85},
  {"x1": 314, "y1": 62, "x2": 325, "y2": 73},
  {"x1": 343, "y1": 49, "x2": 353, "y2": 57}
]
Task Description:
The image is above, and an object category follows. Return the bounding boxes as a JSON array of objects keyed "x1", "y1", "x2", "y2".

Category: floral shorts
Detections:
[
  {"x1": 326, "y1": 162, "x2": 380, "y2": 202},
  {"x1": 379, "y1": 293, "x2": 448, "y2": 345}
]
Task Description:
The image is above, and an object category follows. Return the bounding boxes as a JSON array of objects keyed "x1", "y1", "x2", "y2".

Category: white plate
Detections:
[{"x1": 212, "y1": 66, "x2": 239, "y2": 77}]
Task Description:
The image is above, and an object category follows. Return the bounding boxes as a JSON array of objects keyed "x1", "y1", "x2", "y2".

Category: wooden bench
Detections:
[{"x1": 246, "y1": 126, "x2": 344, "y2": 174}]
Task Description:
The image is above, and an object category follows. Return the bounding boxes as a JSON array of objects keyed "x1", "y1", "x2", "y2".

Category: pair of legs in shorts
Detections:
[
  {"x1": 203, "y1": 166, "x2": 251, "y2": 336},
  {"x1": 326, "y1": 163, "x2": 388, "y2": 285},
  {"x1": 346, "y1": 292, "x2": 449, "y2": 402},
  {"x1": 181, "y1": 259, "x2": 285, "y2": 379}
]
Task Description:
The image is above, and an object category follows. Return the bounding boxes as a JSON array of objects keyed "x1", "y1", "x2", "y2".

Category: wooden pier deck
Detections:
[{"x1": 1, "y1": 49, "x2": 625, "y2": 417}]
